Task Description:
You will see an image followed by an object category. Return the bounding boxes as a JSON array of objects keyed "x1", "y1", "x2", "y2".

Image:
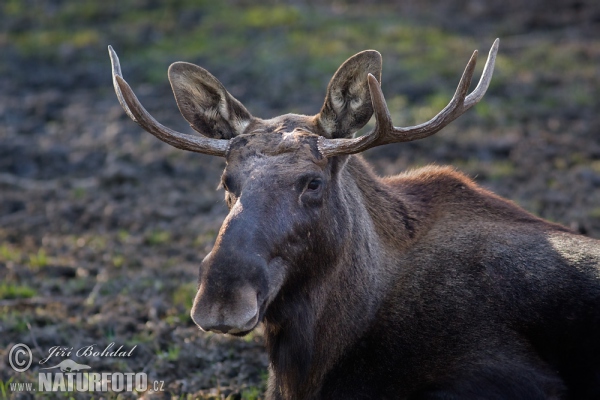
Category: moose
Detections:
[{"x1": 109, "y1": 39, "x2": 600, "y2": 399}]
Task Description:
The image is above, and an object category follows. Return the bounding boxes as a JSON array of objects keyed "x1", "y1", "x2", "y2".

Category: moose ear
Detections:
[
  {"x1": 316, "y1": 50, "x2": 382, "y2": 139},
  {"x1": 168, "y1": 62, "x2": 253, "y2": 139}
]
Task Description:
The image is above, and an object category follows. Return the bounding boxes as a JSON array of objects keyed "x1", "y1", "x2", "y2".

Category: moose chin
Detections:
[{"x1": 109, "y1": 39, "x2": 600, "y2": 399}]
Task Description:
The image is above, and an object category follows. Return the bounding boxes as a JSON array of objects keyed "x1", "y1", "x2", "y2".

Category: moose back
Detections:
[{"x1": 109, "y1": 40, "x2": 600, "y2": 399}]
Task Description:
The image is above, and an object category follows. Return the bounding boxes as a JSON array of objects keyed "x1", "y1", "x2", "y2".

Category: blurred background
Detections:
[{"x1": 1, "y1": 0, "x2": 599, "y2": 398}]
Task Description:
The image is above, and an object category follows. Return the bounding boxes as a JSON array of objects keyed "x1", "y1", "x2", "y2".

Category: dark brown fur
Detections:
[{"x1": 149, "y1": 50, "x2": 600, "y2": 399}]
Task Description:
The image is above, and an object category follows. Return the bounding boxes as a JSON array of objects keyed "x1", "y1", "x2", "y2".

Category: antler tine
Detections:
[
  {"x1": 318, "y1": 39, "x2": 499, "y2": 158},
  {"x1": 108, "y1": 46, "x2": 229, "y2": 157},
  {"x1": 109, "y1": 46, "x2": 138, "y2": 123},
  {"x1": 465, "y1": 38, "x2": 499, "y2": 108}
]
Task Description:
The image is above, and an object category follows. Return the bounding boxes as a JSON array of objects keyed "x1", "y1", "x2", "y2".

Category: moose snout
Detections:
[
  {"x1": 189, "y1": 199, "x2": 284, "y2": 335},
  {"x1": 191, "y1": 283, "x2": 260, "y2": 334}
]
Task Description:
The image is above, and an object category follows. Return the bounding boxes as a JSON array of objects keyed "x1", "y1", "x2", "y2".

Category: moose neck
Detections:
[{"x1": 264, "y1": 155, "x2": 421, "y2": 399}]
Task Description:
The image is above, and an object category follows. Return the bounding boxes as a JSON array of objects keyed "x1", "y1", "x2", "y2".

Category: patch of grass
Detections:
[
  {"x1": 0, "y1": 243, "x2": 21, "y2": 262},
  {"x1": 0, "y1": 311, "x2": 31, "y2": 334},
  {"x1": 242, "y1": 329, "x2": 264, "y2": 344},
  {"x1": 145, "y1": 230, "x2": 172, "y2": 246},
  {"x1": 3, "y1": 0, "x2": 598, "y2": 132},
  {"x1": 170, "y1": 282, "x2": 197, "y2": 324},
  {"x1": 88, "y1": 236, "x2": 108, "y2": 251},
  {"x1": 28, "y1": 248, "x2": 48, "y2": 269},
  {"x1": 487, "y1": 160, "x2": 516, "y2": 181},
  {"x1": 194, "y1": 230, "x2": 217, "y2": 248},
  {"x1": 241, "y1": 385, "x2": 262, "y2": 400},
  {"x1": 63, "y1": 277, "x2": 93, "y2": 296},
  {"x1": 473, "y1": 100, "x2": 493, "y2": 119},
  {"x1": 569, "y1": 153, "x2": 587, "y2": 166},
  {"x1": 240, "y1": 369, "x2": 269, "y2": 400},
  {"x1": 164, "y1": 314, "x2": 182, "y2": 326},
  {"x1": 157, "y1": 344, "x2": 181, "y2": 362},
  {"x1": 0, "y1": 283, "x2": 36, "y2": 299},
  {"x1": 172, "y1": 282, "x2": 197, "y2": 310},
  {"x1": 1, "y1": 0, "x2": 490, "y2": 98},
  {"x1": 105, "y1": 326, "x2": 116, "y2": 342},
  {"x1": 589, "y1": 208, "x2": 600, "y2": 219},
  {"x1": 127, "y1": 331, "x2": 155, "y2": 347},
  {"x1": 242, "y1": 5, "x2": 302, "y2": 29},
  {"x1": 111, "y1": 254, "x2": 125, "y2": 268},
  {"x1": 0, "y1": 377, "x2": 15, "y2": 399},
  {"x1": 590, "y1": 161, "x2": 600, "y2": 174},
  {"x1": 117, "y1": 229, "x2": 130, "y2": 243},
  {"x1": 71, "y1": 187, "x2": 86, "y2": 199}
]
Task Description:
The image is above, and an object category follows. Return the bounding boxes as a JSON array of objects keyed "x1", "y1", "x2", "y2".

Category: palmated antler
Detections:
[
  {"x1": 108, "y1": 46, "x2": 230, "y2": 157},
  {"x1": 318, "y1": 39, "x2": 499, "y2": 157}
]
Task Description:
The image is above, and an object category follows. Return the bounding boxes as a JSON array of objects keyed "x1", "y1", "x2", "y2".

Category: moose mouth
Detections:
[
  {"x1": 227, "y1": 309, "x2": 262, "y2": 337},
  {"x1": 202, "y1": 292, "x2": 272, "y2": 337}
]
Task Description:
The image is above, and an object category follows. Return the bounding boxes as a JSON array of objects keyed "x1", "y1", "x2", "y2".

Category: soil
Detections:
[{"x1": 1, "y1": 1, "x2": 599, "y2": 399}]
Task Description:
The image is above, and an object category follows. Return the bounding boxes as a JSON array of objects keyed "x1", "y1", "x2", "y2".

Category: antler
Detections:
[
  {"x1": 108, "y1": 46, "x2": 230, "y2": 157},
  {"x1": 318, "y1": 39, "x2": 499, "y2": 157}
]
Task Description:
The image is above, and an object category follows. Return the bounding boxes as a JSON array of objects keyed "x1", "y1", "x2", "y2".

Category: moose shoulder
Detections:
[{"x1": 109, "y1": 39, "x2": 600, "y2": 399}]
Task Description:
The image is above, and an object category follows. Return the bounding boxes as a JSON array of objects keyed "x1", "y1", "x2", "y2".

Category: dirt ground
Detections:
[{"x1": 1, "y1": 1, "x2": 599, "y2": 399}]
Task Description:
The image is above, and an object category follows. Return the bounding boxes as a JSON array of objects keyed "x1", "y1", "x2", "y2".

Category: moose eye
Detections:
[{"x1": 307, "y1": 179, "x2": 322, "y2": 191}]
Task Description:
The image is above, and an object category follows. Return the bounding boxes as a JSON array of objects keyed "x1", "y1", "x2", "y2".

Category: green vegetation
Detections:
[
  {"x1": 0, "y1": 282, "x2": 36, "y2": 299},
  {"x1": 0, "y1": 2, "x2": 486, "y2": 99},
  {"x1": 194, "y1": 230, "x2": 217, "y2": 248},
  {"x1": 28, "y1": 248, "x2": 49, "y2": 269},
  {"x1": 0, "y1": 311, "x2": 31, "y2": 333},
  {"x1": 241, "y1": 370, "x2": 269, "y2": 400},
  {"x1": 158, "y1": 344, "x2": 181, "y2": 361},
  {"x1": 3, "y1": 1, "x2": 596, "y2": 128},
  {"x1": 172, "y1": 282, "x2": 196, "y2": 310},
  {"x1": 589, "y1": 208, "x2": 600, "y2": 219},
  {"x1": 71, "y1": 187, "x2": 87, "y2": 199},
  {"x1": 241, "y1": 385, "x2": 263, "y2": 400},
  {"x1": 111, "y1": 254, "x2": 125, "y2": 268},
  {"x1": 145, "y1": 229, "x2": 172, "y2": 246},
  {"x1": 0, "y1": 377, "x2": 15, "y2": 399},
  {"x1": 0, "y1": 243, "x2": 21, "y2": 262},
  {"x1": 117, "y1": 229, "x2": 131, "y2": 243},
  {"x1": 7, "y1": 2, "x2": 597, "y2": 135}
]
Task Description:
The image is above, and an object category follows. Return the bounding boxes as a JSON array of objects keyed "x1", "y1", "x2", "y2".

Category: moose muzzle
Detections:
[
  {"x1": 190, "y1": 240, "x2": 271, "y2": 334},
  {"x1": 189, "y1": 181, "x2": 290, "y2": 335},
  {"x1": 191, "y1": 279, "x2": 260, "y2": 334}
]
